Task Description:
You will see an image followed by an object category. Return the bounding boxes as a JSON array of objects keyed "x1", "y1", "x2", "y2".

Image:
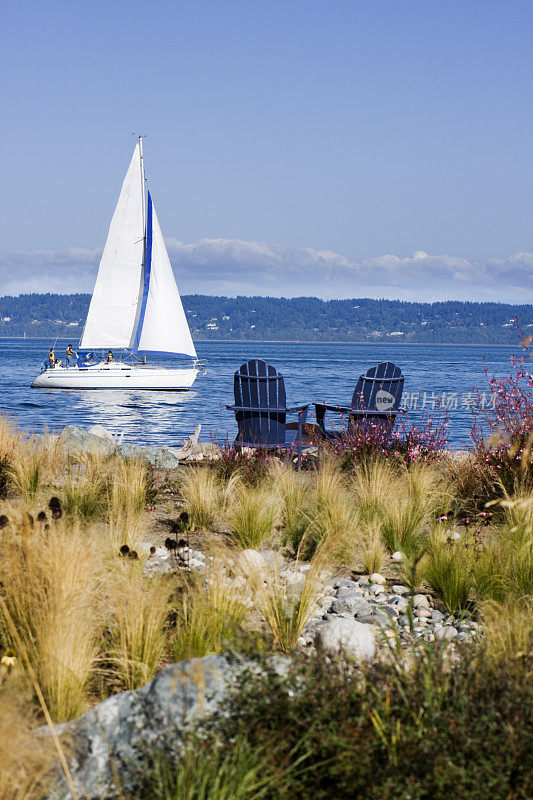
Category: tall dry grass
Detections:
[
  {"x1": 423, "y1": 537, "x2": 474, "y2": 613},
  {"x1": 228, "y1": 483, "x2": 279, "y2": 549},
  {"x1": 279, "y1": 459, "x2": 358, "y2": 563},
  {"x1": 180, "y1": 467, "x2": 238, "y2": 530},
  {"x1": 350, "y1": 460, "x2": 450, "y2": 559},
  {"x1": 475, "y1": 490, "x2": 533, "y2": 601},
  {"x1": 271, "y1": 462, "x2": 310, "y2": 550},
  {"x1": 104, "y1": 457, "x2": 148, "y2": 551},
  {"x1": 481, "y1": 596, "x2": 533, "y2": 665},
  {"x1": 171, "y1": 563, "x2": 249, "y2": 661},
  {"x1": 241, "y1": 556, "x2": 325, "y2": 653},
  {"x1": 62, "y1": 450, "x2": 110, "y2": 523},
  {"x1": 0, "y1": 511, "x2": 102, "y2": 721},
  {"x1": 6, "y1": 433, "x2": 62, "y2": 503},
  {"x1": 108, "y1": 563, "x2": 173, "y2": 690},
  {"x1": 0, "y1": 681, "x2": 57, "y2": 800}
]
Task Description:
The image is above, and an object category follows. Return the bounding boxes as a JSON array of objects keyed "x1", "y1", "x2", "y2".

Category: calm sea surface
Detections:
[{"x1": 0, "y1": 338, "x2": 526, "y2": 449}]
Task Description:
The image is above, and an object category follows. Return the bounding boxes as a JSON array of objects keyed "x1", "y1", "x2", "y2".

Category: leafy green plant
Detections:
[
  {"x1": 199, "y1": 646, "x2": 533, "y2": 800},
  {"x1": 140, "y1": 736, "x2": 307, "y2": 800}
]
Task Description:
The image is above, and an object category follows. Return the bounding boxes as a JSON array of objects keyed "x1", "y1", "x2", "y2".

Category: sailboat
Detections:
[{"x1": 31, "y1": 138, "x2": 200, "y2": 390}]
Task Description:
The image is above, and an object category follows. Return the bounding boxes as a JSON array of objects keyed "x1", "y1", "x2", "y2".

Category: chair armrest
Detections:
[
  {"x1": 227, "y1": 405, "x2": 301, "y2": 413},
  {"x1": 349, "y1": 409, "x2": 404, "y2": 417},
  {"x1": 286, "y1": 404, "x2": 309, "y2": 413},
  {"x1": 313, "y1": 402, "x2": 352, "y2": 414}
]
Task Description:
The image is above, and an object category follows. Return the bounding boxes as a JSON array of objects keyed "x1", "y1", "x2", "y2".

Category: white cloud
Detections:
[{"x1": 0, "y1": 240, "x2": 532, "y2": 303}]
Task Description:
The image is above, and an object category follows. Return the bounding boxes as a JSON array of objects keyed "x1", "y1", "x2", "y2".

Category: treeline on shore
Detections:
[{"x1": 1, "y1": 292, "x2": 532, "y2": 343}]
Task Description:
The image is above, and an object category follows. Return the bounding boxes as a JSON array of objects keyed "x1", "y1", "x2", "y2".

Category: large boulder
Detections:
[
  {"x1": 315, "y1": 617, "x2": 376, "y2": 662},
  {"x1": 48, "y1": 655, "x2": 241, "y2": 800},
  {"x1": 116, "y1": 443, "x2": 186, "y2": 468},
  {"x1": 58, "y1": 425, "x2": 115, "y2": 457}
]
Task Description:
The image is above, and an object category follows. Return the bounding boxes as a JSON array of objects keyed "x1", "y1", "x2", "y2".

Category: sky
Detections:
[{"x1": 1, "y1": 0, "x2": 532, "y2": 302}]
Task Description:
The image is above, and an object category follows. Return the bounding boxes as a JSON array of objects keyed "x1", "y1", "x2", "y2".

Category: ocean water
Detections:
[{"x1": 0, "y1": 338, "x2": 526, "y2": 449}]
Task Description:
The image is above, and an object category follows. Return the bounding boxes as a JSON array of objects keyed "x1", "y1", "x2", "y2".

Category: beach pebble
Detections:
[
  {"x1": 331, "y1": 595, "x2": 372, "y2": 616},
  {"x1": 369, "y1": 573, "x2": 387, "y2": 585},
  {"x1": 435, "y1": 625, "x2": 458, "y2": 641},
  {"x1": 388, "y1": 596, "x2": 409, "y2": 612},
  {"x1": 315, "y1": 617, "x2": 376, "y2": 662},
  {"x1": 337, "y1": 585, "x2": 364, "y2": 599},
  {"x1": 413, "y1": 594, "x2": 430, "y2": 610},
  {"x1": 391, "y1": 585, "x2": 409, "y2": 595},
  {"x1": 236, "y1": 549, "x2": 266, "y2": 574}
]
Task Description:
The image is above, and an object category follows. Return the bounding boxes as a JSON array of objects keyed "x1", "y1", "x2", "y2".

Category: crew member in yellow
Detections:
[
  {"x1": 48, "y1": 348, "x2": 55, "y2": 368},
  {"x1": 106, "y1": 350, "x2": 115, "y2": 363},
  {"x1": 66, "y1": 344, "x2": 75, "y2": 367}
]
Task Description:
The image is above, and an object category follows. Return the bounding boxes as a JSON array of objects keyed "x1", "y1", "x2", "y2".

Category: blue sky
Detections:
[{"x1": 1, "y1": 0, "x2": 532, "y2": 301}]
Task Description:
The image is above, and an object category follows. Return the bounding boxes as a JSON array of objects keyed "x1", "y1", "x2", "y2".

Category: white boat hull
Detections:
[{"x1": 31, "y1": 364, "x2": 199, "y2": 391}]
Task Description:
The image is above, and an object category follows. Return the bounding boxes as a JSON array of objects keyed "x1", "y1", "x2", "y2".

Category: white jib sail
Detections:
[
  {"x1": 80, "y1": 143, "x2": 145, "y2": 349},
  {"x1": 135, "y1": 199, "x2": 197, "y2": 359}
]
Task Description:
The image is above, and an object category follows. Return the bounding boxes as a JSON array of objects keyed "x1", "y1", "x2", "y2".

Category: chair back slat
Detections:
[
  {"x1": 350, "y1": 361, "x2": 404, "y2": 413},
  {"x1": 233, "y1": 359, "x2": 287, "y2": 446}
]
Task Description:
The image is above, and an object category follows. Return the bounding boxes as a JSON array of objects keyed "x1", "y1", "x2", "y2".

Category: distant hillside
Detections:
[{"x1": 0, "y1": 293, "x2": 531, "y2": 344}]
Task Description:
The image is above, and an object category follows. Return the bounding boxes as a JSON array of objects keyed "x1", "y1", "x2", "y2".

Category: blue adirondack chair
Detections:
[
  {"x1": 314, "y1": 361, "x2": 405, "y2": 438},
  {"x1": 226, "y1": 359, "x2": 309, "y2": 469}
]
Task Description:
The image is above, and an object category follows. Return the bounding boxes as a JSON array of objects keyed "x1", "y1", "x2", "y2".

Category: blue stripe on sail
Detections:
[{"x1": 133, "y1": 191, "x2": 153, "y2": 353}]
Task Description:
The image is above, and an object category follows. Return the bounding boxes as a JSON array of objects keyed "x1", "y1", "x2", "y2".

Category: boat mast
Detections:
[
  {"x1": 137, "y1": 135, "x2": 148, "y2": 364},
  {"x1": 139, "y1": 135, "x2": 146, "y2": 237}
]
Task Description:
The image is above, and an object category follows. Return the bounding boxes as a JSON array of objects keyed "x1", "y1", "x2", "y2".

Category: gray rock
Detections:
[
  {"x1": 259, "y1": 550, "x2": 286, "y2": 570},
  {"x1": 413, "y1": 594, "x2": 430, "y2": 610},
  {"x1": 383, "y1": 604, "x2": 400, "y2": 618},
  {"x1": 315, "y1": 617, "x2": 376, "y2": 662},
  {"x1": 435, "y1": 625, "x2": 458, "y2": 641},
  {"x1": 139, "y1": 445, "x2": 185, "y2": 469},
  {"x1": 369, "y1": 572, "x2": 387, "y2": 585},
  {"x1": 357, "y1": 613, "x2": 379, "y2": 625},
  {"x1": 369, "y1": 583, "x2": 386, "y2": 596},
  {"x1": 87, "y1": 424, "x2": 116, "y2": 443},
  {"x1": 391, "y1": 585, "x2": 409, "y2": 595},
  {"x1": 58, "y1": 425, "x2": 115, "y2": 457},
  {"x1": 414, "y1": 607, "x2": 432, "y2": 619},
  {"x1": 46, "y1": 654, "x2": 242, "y2": 800},
  {"x1": 116, "y1": 443, "x2": 184, "y2": 468},
  {"x1": 391, "y1": 551, "x2": 403, "y2": 561},
  {"x1": 431, "y1": 610, "x2": 445, "y2": 624},
  {"x1": 332, "y1": 577, "x2": 358, "y2": 589},
  {"x1": 337, "y1": 585, "x2": 363, "y2": 599},
  {"x1": 331, "y1": 595, "x2": 372, "y2": 617},
  {"x1": 388, "y1": 595, "x2": 409, "y2": 613}
]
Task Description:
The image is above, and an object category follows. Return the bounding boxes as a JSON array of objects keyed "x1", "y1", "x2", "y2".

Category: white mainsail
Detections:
[
  {"x1": 134, "y1": 195, "x2": 197, "y2": 359},
  {"x1": 80, "y1": 143, "x2": 145, "y2": 349}
]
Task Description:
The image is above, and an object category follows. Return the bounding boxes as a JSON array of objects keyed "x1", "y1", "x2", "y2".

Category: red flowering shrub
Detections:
[
  {"x1": 471, "y1": 326, "x2": 533, "y2": 491},
  {"x1": 214, "y1": 445, "x2": 276, "y2": 485},
  {"x1": 326, "y1": 409, "x2": 448, "y2": 472}
]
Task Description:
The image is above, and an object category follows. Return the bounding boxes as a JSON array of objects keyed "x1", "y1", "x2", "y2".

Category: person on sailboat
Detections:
[
  {"x1": 66, "y1": 344, "x2": 76, "y2": 367},
  {"x1": 48, "y1": 348, "x2": 55, "y2": 368},
  {"x1": 106, "y1": 350, "x2": 115, "y2": 363}
]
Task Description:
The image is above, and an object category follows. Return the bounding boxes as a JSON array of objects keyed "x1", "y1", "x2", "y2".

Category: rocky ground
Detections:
[
  {"x1": 144, "y1": 544, "x2": 479, "y2": 653},
  {"x1": 31, "y1": 424, "x2": 483, "y2": 800}
]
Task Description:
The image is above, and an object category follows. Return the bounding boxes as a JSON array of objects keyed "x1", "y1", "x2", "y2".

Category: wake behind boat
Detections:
[{"x1": 31, "y1": 138, "x2": 200, "y2": 391}]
